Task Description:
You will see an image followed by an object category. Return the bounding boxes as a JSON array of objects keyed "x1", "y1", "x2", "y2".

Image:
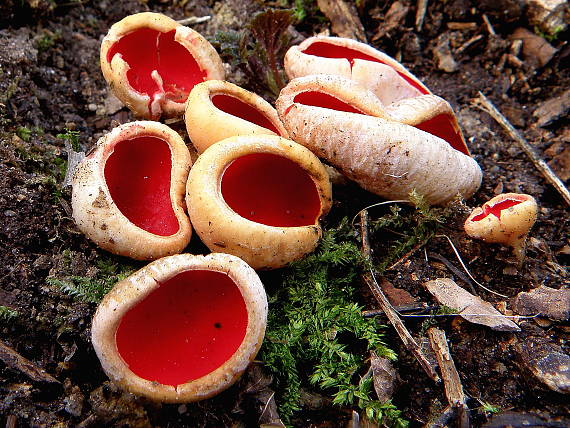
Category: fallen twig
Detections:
[
  {"x1": 0, "y1": 338, "x2": 60, "y2": 384},
  {"x1": 427, "y1": 251, "x2": 478, "y2": 295},
  {"x1": 428, "y1": 327, "x2": 470, "y2": 428},
  {"x1": 176, "y1": 16, "x2": 211, "y2": 25},
  {"x1": 475, "y1": 92, "x2": 570, "y2": 207},
  {"x1": 359, "y1": 210, "x2": 440, "y2": 383},
  {"x1": 482, "y1": 14, "x2": 495, "y2": 35},
  {"x1": 415, "y1": 0, "x2": 429, "y2": 32}
]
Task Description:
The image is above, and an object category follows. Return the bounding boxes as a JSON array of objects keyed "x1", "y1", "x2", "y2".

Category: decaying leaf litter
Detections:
[{"x1": 0, "y1": 0, "x2": 569, "y2": 427}]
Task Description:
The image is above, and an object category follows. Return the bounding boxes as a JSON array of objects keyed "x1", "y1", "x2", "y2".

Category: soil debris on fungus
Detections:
[{"x1": 0, "y1": 0, "x2": 569, "y2": 427}]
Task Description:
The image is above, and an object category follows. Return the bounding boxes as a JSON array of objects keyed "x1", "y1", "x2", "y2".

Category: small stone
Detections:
[
  {"x1": 177, "y1": 404, "x2": 187, "y2": 414},
  {"x1": 87, "y1": 103, "x2": 98, "y2": 112},
  {"x1": 4, "y1": 210, "x2": 16, "y2": 217},
  {"x1": 513, "y1": 285, "x2": 570, "y2": 321}
]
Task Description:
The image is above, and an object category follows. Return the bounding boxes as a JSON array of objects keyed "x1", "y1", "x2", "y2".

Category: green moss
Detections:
[
  {"x1": 47, "y1": 255, "x2": 137, "y2": 304},
  {"x1": 0, "y1": 306, "x2": 19, "y2": 322},
  {"x1": 261, "y1": 220, "x2": 406, "y2": 426}
]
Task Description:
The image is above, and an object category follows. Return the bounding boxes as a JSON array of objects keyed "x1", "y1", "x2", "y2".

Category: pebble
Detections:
[{"x1": 4, "y1": 210, "x2": 16, "y2": 217}]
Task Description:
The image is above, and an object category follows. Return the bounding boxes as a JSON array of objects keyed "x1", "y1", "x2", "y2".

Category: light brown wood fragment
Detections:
[
  {"x1": 415, "y1": 0, "x2": 428, "y2": 31},
  {"x1": 317, "y1": 0, "x2": 366, "y2": 42},
  {"x1": 372, "y1": 1, "x2": 409, "y2": 41},
  {"x1": 447, "y1": 22, "x2": 477, "y2": 30}
]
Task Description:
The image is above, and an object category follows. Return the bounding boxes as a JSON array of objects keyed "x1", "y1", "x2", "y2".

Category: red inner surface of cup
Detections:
[
  {"x1": 415, "y1": 114, "x2": 469, "y2": 155},
  {"x1": 293, "y1": 91, "x2": 366, "y2": 115},
  {"x1": 116, "y1": 269, "x2": 248, "y2": 386},
  {"x1": 472, "y1": 198, "x2": 523, "y2": 221},
  {"x1": 107, "y1": 28, "x2": 206, "y2": 107},
  {"x1": 221, "y1": 153, "x2": 321, "y2": 227},
  {"x1": 211, "y1": 94, "x2": 280, "y2": 134},
  {"x1": 104, "y1": 136, "x2": 179, "y2": 236},
  {"x1": 302, "y1": 42, "x2": 429, "y2": 95}
]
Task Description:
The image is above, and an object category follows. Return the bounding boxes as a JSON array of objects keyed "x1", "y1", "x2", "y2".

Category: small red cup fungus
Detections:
[
  {"x1": 276, "y1": 75, "x2": 482, "y2": 205},
  {"x1": 464, "y1": 193, "x2": 538, "y2": 262},
  {"x1": 101, "y1": 12, "x2": 224, "y2": 119},
  {"x1": 72, "y1": 121, "x2": 192, "y2": 260},
  {"x1": 285, "y1": 36, "x2": 431, "y2": 105},
  {"x1": 186, "y1": 135, "x2": 332, "y2": 269},
  {"x1": 91, "y1": 253, "x2": 267, "y2": 402},
  {"x1": 185, "y1": 80, "x2": 289, "y2": 153}
]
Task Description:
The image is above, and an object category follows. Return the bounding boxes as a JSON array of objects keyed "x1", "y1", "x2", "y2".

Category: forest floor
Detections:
[{"x1": 0, "y1": 0, "x2": 568, "y2": 427}]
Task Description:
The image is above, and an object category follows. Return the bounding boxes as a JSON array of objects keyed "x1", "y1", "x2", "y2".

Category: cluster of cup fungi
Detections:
[{"x1": 71, "y1": 12, "x2": 538, "y2": 403}]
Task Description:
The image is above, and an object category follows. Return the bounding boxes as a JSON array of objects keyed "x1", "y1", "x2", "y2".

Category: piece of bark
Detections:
[
  {"x1": 511, "y1": 27, "x2": 557, "y2": 68},
  {"x1": 317, "y1": 0, "x2": 366, "y2": 42},
  {"x1": 379, "y1": 277, "x2": 418, "y2": 307},
  {"x1": 424, "y1": 278, "x2": 520, "y2": 332},
  {"x1": 527, "y1": 0, "x2": 568, "y2": 36},
  {"x1": 515, "y1": 338, "x2": 570, "y2": 394},
  {"x1": 415, "y1": 0, "x2": 429, "y2": 31},
  {"x1": 0, "y1": 339, "x2": 60, "y2": 384},
  {"x1": 370, "y1": 351, "x2": 397, "y2": 402},
  {"x1": 533, "y1": 89, "x2": 570, "y2": 128},
  {"x1": 427, "y1": 328, "x2": 469, "y2": 428},
  {"x1": 546, "y1": 141, "x2": 570, "y2": 182},
  {"x1": 372, "y1": 1, "x2": 409, "y2": 41},
  {"x1": 513, "y1": 285, "x2": 570, "y2": 321}
]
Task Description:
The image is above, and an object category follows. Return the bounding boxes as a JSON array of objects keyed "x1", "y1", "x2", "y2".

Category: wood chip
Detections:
[
  {"x1": 372, "y1": 1, "x2": 409, "y2": 41},
  {"x1": 415, "y1": 0, "x2": 428, "y2": 32},
  {"x1": 424, "y1": 278, "x2": 520, "y2": 331},
  {"x1": 533, "y1": 89, "x2": 570, "y2": 128},
  {"x1": 447, "y1": 22, "x2": 478, "y2": 30},
  {"x1": 527, "y1": 0, "x2": 568, "y2": 36},
  {"x1": 317, "y1": 0, "x2": 366, "y2": 42},
  {"x1": 0, "y1": 339, "x2": 60, "y2": 384}
]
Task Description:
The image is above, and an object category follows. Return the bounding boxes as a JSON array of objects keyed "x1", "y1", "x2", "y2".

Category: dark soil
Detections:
[{"x1": 0, "y1": 0, "x2": 568, "y2": 427}]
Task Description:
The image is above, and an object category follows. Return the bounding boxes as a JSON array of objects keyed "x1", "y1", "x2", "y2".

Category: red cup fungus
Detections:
[
  {"x1": 185, "y1": 80, "x2": 289, "y2": 153},
  {"x1": 91, "y1": 253, "x2": 267, "y2": 402},
  {"x1": 464, "y1": 193, "x2": 538, "y2": 262},
  {"x1": 186, "y1": 135, "x2": 332, "y2": 269},
  {"x1": 100, "y1": 12, "x2": 224, "y2": 119},
  {"x1": 276, "y1": 75, "x2": 482, "y2": 205},
  {"x1": 285, "y1": 36, "x2": 431, "y2": 105},
  {"x1": 71, "y1": 121, "x2": 192, "y2": 260}
]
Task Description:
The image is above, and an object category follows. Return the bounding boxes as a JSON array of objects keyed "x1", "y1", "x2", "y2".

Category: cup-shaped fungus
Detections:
[
  {"x1": 101, "y1": 12, "x2": 224, "y2": 119},
  {"x1": 72, "y1": 121, "x2": 192, "y2": 260},
  {"x1": 185, "y1": 80, "x2": 289, "y2": 153},
  {"x1": 285, "y1": 36, "x2": 431, "y2": 105},
  {"x1": 91, "y1": 253, "x2": 267, "y2": 402},
  {"x1": 464, "y1": 193, "x2": 538, "y2": 261},
  {"x1": 186, "y1": 135, "x2": 332, "y2": 269},
  {"x1": 276, "y1": 75, "x2": 482, "y2": 205}
]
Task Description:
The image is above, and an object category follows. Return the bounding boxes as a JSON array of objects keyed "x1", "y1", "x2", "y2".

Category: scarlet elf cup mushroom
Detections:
[
  {"x1": 91, "y1": 253, "x2": 268, "y2": 402},
  {"x1": 71, "y1": 121, "x2": 192, "y2": 260},
  {"x1": 276, "y1": 75, "x2": 482, "y2": 205},
  {"x1": 186, "y1": 135, "x2": 332, "y2": 270},
  {"x1": 284, "y1": 36, "x2": 431, "y2": 105},
  {"x1": 464, "y1": 193, "x2": 538, "y2": 262},
  {"x1": 100, "y1": 12, "x2": 224, "y2": 119},
  {"x1": 185, "y1": 80, "x2": 289, "y2": 153}
]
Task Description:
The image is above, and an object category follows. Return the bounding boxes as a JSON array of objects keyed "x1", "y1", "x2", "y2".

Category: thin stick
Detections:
[
  {"x1": 475, "y1": 92, "x2": 570, "y2": 207},
  {"x1": 360, "y1": 210, "x2": 440, "y2": 383},
  {"x1": 0, "y1": 339, "x2": 60, "y2": 384},
  {"x1": 427, "y1": 251, "x2": 478, "y2": 295},
  {"x1": 428, "y1": 328, "x2": 470, "y2": 428},
  {"x1": 415, "y1": 0, "x2": 429, "y2": 32},
  {"x1": 482, "y1": 14, "x2": 495, "y2": 35},
  {"x1": 176, "y1": 16, "x2": 211, "y2": 25}
]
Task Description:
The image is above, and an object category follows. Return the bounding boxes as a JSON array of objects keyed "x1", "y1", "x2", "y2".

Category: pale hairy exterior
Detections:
[
  {"x1": 284, "y1": 36, "x2": 431, "y2": 105},
  {"x1": 185, "y1": 80, "x2": 289, "y2": 153},
  {"x1": 91, "y1": 253, "x2": 268, "y2": 402},
  {"x1": 100, "y1": 12, "x2": 224, "y2": 119},
  {"x1": 71, "y1": 121, "x2": 192, "y2": 260},
  {"x1": 186, "y1": 135, "x2": 332, "y2": 270},
  {"x1": 464, "y1": 193, "x2": 538, "y2": 256}
]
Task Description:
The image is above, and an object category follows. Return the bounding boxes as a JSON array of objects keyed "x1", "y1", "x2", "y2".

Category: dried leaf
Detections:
[
  {"x1": 423, "y1": 278, "x2": 520, "y2": 331},
  {"x1": 370, "y1": 351, "x2": 396, "y2": 402},
  {"x1": 513, "y1": 285, "x2": 570, "y2": 321}
]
